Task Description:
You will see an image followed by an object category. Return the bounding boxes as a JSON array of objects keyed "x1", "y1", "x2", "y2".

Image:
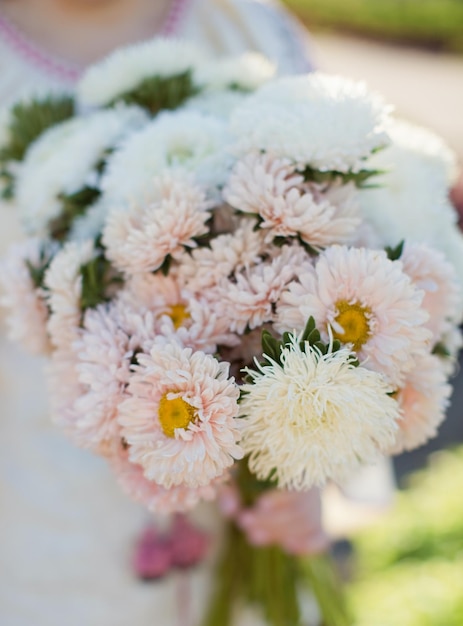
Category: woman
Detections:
[{"x1": 0, "y1": 2, "x2": 328, "y2": 625}]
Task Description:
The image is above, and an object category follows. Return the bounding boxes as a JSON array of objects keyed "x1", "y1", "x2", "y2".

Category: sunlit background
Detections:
[{"x1": 283, "y1": 2, "x2": 463, "y2": 622}]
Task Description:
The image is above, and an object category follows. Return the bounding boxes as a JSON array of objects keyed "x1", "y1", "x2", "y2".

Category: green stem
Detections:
[{"x1": 303, "y1": 553, "x2": 353, "y2": 626}]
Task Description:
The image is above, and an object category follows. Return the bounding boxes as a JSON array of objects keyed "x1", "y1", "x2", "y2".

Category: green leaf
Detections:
[
  {"x1": 300, "y1": 165, "x2": 383, "y2": 189},
  {"x1": 385, "y1": 240, "x2": 405, "y2": 261},
  {"x1": 0, "y1": 95, "x2": 75, "y2": 165},
  {"x1": 25, "y1": 243, "x2": 57, "y2": 290},
  {"x1": 109, "y1": 71, "x2": 199, "y2": 115},
  {"x1": 49, "y1": 186, "x2": 101, "y2": 241},
  {"x1": 433, "y1": 342, "x2": 451, "y2": 358},
  {"x1": 301, "y1": 316, "x2": 316, "y2": 342},
  {"x1": 79, "y1": 252, "x2": 122, "y2": 313}
]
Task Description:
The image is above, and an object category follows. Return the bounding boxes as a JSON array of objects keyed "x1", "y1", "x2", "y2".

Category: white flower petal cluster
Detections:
[
  {"x1": 181, "y1": 90, "x2": 248, "y2": 120},
  {"x1": 359, "y1": 118, "x2": 462, "y2": 279},
  {"x1": 103, "y1": 172, "x2": 211, "y2": 274},
  {"x1": 101, "y1": 111, "x2": 233, "y2": 206},
  {"x1": 78, "y1": 38, "x2": 207, "y2": 107},
  {"x1": 224, "y1": 152, "x2": 360, "y2": 246},
  {"x1": 15, "y1": 106, "x2": 147, "y2": 235},
  {"x1": 231, "y1": 73, "x2": 391, "y2": 172},
  {"x1": 239, "y1": 335, "x2": 400, "y2": 488},
  {"x1": 194, "y1": 52, "x2": 276, "y2": 92}
]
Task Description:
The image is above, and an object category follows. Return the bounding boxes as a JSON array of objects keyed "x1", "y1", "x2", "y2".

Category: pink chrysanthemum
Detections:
[
  {"x1": 109, "y1": 443, "x2": 221, "y2": 514},
  {"x1": 223, "y1": 152, "x2": 360, "y2": 247},
  {"x1": 119, "y1": 272, "x2": 237, "y2": 352},
  {"x1": 45, "y1": 239, "x2": 96, "y2": 349},
  {"x1": 400, "y1": 241, "x2": 461, "y2": 342},
  {"x1": 277, "y1": 246, "x2": 432, "y2": 386},
  {"x1": 177, "y1": 218, "x2": 266, "y2": 292},
  {"x1": 118, "y1": 340, "x2": 242, "y2": 489},
  {"x1": 71, "y1": 300, "x2": 158, "y2": 452},
  {"x1": 103, "y1": 173, "x2": 211, "y2": 275},
  {"x1": 215, "y1": 244, "x2": 310, "y2": 334},
  {"x1": 47, "y1": 347, "x2": 86, "y2": 443},
  {"x1": 390, "y1": 352, "x2": 452, "y2": 454},
  {"x1": 0, "y1": 238, "x2": 56, "y2": 354}
]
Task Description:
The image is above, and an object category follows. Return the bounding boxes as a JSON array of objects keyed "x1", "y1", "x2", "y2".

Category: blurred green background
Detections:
[
  {"x1": 283, "y1": 0, "x2": 463, "y2": 53},
  {"x1": 346, "y1": 447, "x2": 463, "y2": 625}
]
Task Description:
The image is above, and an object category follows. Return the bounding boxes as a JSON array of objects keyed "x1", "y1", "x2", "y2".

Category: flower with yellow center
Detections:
[
  {"x1": 276, "y1": 245, "x2": 431, "y2": 386},
  {"x1": 119, "y1": 341, "x2": 242, "y2": 489},
  {"x1": 167, "y1": 304, "x2": 190, "y2": 330},
  {"x1": 332, "y1": 300, "x2": 371, "y2": 351},
  {"x1": 158, "y1": 394, "x2": 197, "y2": 438}
]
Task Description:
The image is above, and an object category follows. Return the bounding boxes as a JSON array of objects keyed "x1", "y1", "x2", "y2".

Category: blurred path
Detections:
[
  {"x1": 312, "y1": 33, "x2": 463, "y2": 158},
  {"x1": 312, "y1": 33, "x2": 463, "y2": 477}
]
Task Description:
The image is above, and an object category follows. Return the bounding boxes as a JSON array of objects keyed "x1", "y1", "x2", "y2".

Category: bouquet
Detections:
[{"x1": 1, "y1": 38, "x2": 462, "y2": 626}]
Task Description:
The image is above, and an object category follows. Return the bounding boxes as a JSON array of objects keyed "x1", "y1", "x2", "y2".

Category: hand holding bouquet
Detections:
[{"x1": 1, "y1": 38, "x2": 462, "y2": 626}]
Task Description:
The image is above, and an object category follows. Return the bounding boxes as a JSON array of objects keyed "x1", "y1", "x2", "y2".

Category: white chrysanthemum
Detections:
[
  {"x1": 0, "y1": 238, "x2": 57, "y2": 354},
  {"x1": 119, "y1": 340, "x2": 242, "y2": 489},
  {"x1": 239, "y1": 334, "x2": 400, "y2": 488},
  {"x1": 400, "y1": 241, "x2": 462, "y2": 339},
  {"x1": 15, "y1": 106, "x2": 147, "y2": 235},
  {"x1": 224, "y1": 152, "x2": 360, "y2": 246},
  {"x1": 194, "y1": 52, "x2": 276, "y2": 92},
  {"x1": 216, "y1": 243, "x2": 309, "y2": 334},
  {"x1": 77, "y1": 38, "x2": 207, "y2": 107},
  {"x1": 387, "y1": 118, "x2": 457, "y2": 186},
  {"x1": 177, "y1": 218, "x2": 266, "y2": 291},
  {"x1": 390, "y1": 353, "x2": 452, "y2": 454},
  {"x1": 103, "y1": 172, "x2": 211, "y2": 274},
  {"x1": 101, "y1": 111, "x2": 233, "y2": 205},
  {"x1": 231, "y1": 73, "x2": 390, "y2": 172},
  {"x1": 181, "y1": 90, "x2": 248, "y2": 119},
  {"x1": 359, "y1": 118, "x2": 460, "y2": 263},
  {"x1": 45, "y1": 239, "x2": 97, "y2": 348},
  {"x1": 118, "y1": 272, "x2": 237, "y2": 352},
  {"x1": 277, "y1": 246, "x2": 431, "y2": 386}
]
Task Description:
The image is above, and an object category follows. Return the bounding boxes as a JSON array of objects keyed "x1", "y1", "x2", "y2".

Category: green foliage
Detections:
[
  {"x1": 49, "y1": 186, "x2": 101, "y2": 241},
  {"x1": 301, "y1": 165, "x2": 383, "y2": 189},
  {"x1": 385, "y1": 240, "x2": 404, "y2": 261},
  {"x1": 0, "y1": 95, "x2": 74, "y2": 199},
  {"x1": 25, "y1": 243, "x2": 57, "y2": 290},
  {"x1": 260, "y1": 316, "x2": 345, "y2": 368},
  {"x1": 284, "y1": 0, "x2": 463, "y2": 54},
  {"x1": 0, "y1": 95, "x2": 74, "y2": 165},
  {"x1": 109, "y1": 71, "x2": 199, "y2": 115},
  {"x1": 348, "y1": 447, "x2": 463, "y2": 625},
  {"x1": 79, "y1": 250, "x2": 122, "y2": 313}
]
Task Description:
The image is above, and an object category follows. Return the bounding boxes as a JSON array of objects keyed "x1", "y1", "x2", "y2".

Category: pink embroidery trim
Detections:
[
  {"x1": 0, "y1": 0, "x2": 191, "y2": 83},
  {"x1": 0, "y1": 14, "x2": 80, "y2": 82}
]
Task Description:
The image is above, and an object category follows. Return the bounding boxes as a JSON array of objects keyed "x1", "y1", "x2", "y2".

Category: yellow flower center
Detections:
[
  {"x1": 158, "y1": 394, "x2": 197, "y2": 438},
  {"x1": 167, "y1": 304, "x2": 190, "y2": 329},
  {"x1": 332, "y1": 300, "x2": 371, "y2": 350}
]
